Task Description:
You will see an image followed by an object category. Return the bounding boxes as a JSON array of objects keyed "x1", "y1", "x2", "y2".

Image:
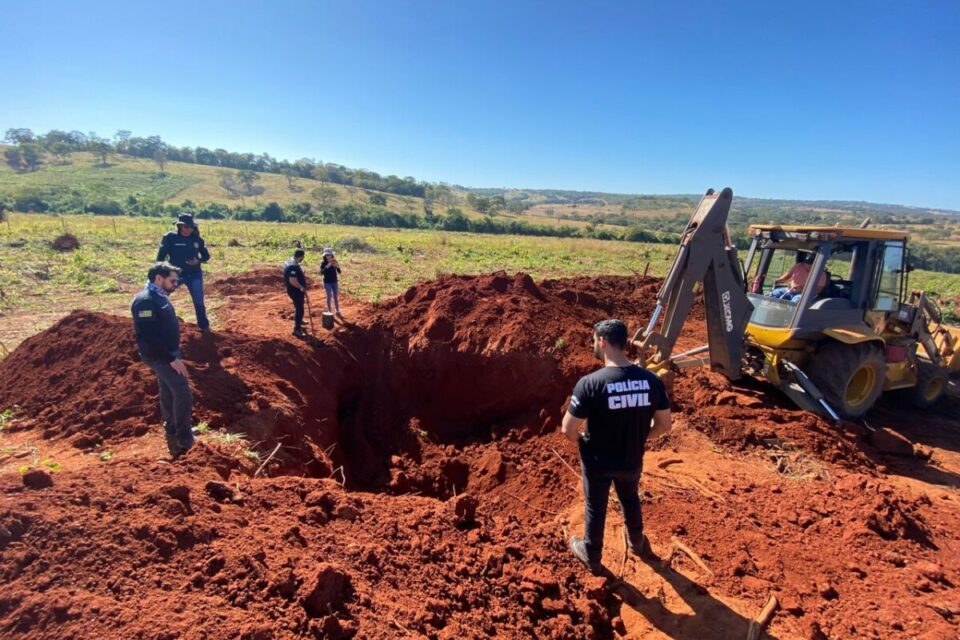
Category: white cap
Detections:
[{"x1": 322, "y1": 248, "x2": 334, "y2": 255}]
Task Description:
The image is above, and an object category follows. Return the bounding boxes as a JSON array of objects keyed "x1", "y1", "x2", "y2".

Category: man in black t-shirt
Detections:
[
  {"x1": 283, "y1": 249, "x2": 308, "y2": 338},
  {"x1": 562, "y1": 319, "x2": 672, "y2": 574}
]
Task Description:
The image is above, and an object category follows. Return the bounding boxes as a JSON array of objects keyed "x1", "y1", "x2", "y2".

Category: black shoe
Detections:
[
  {"x1": 569, "y1": 536, "x2": 603, "y2": 575},
  {"x1": 630, "y1": 535, "x2": 660, "y2": 562},
  {"x1": 292, "y1": 328, "x2": 307, "y2": 338}
]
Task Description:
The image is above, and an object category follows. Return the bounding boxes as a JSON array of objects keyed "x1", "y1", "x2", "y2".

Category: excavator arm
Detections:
[{"x1": 635, "y1": 187, "x2": 754, "y2": 379}]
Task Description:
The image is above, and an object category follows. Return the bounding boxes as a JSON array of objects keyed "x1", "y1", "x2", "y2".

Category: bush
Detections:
[
  {"x1": 337, "y1": 236, "x2": 379, "y2": 254},
  {"x1": 14, "y1": 193, "x2": 49, "y2": 212},
  {"x1": 85, "y1": 200, "x2": 123, "y2": 215},
  {"x1": 262, "y1": 202, "x2": 284, "y2": 222}
]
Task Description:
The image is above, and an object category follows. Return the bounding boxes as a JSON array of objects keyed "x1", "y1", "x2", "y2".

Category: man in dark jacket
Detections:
[
  {"x1": 132, "y1": 262, "x2": 194, "y2": 458},
  {"x1": 562, "y1": 319, "x2": 672, "y2": 574},
  {"x1": 283, "y1": 249, "x2": 308, "y2": 338},
  {"x1": 156, "y1": 214, "x2": 211, "y2": 330}
]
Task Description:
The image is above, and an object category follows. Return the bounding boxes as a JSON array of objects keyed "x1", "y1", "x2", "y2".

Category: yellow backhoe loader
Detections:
[{"x1": 637, "y1": 187, "x2": 960, "y2": 420}]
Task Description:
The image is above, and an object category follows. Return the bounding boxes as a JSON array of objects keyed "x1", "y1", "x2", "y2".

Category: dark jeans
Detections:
[
  {"x1": 144, "y1": 357, "x2": 194, "y2": 455},
  {"x1": 178, "y1": 270, "x2": 209, "y2": 330},
  {"x1": 581, "y1": 462, "x2": 644, "y2": 563},
  {"x1": 288, "y1": 289, "x2": 305, "y2": 329}
]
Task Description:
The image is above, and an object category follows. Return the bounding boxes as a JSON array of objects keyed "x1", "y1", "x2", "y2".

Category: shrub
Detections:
[{"x1": 337, "y1": 236, "x2": 378, "y2": 254}]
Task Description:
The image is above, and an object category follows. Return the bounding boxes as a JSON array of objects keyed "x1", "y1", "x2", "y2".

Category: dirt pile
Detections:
[
  {"x1": 0, "y1": 311, "x2": 358, "y2": 476},
  {"x1": 0, "y1": 448, "x2": 612, "y2": 639},
  {"x1": 1, "y1": 270, "x2": 958, "y2": 639}
]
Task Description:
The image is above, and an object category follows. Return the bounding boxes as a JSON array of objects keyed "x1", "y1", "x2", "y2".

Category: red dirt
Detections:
[{"x1": 1, "y1": 270, "x2": 958, "y2": 639}]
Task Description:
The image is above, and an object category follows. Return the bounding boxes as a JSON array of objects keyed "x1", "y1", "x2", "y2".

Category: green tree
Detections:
[
  {"x1": 153, "y1": 147, "x2": 168, "y2": 174},
  {"x1": 281, "y1": 166, "x2": 299, "y2": 190},
  {"x1": 114, "y1": 130, "x2": 132, "y2": 153},
  {"x1": 507, "y1": 200, "x2": 525, "y2": 215},
  {"x1": 3, "y1": 128, "x2": 34, "y2": 144},
  {"x1": 19, "y1": 143, "x2": 43, "y2": 171},
  {"x1": 443, "y1": 208, "x2": 469, "y2": 231},
  {"x1": 237, "y1": 169, "x2": 260, "y2": 194},
  {"x1": 218, "y1": 171, "x2": 242, "y2": 199},
  {"x1": 368, "y1": 192, "x2": 387, "y2": 206},
  {"x1": 262, "y1": 201, "x2": 284, "y2": 221},
  {"x1": 311, "y1": 185, "x2": 338, "y2": 209},
  {"x1": 89, "y1": 138, "x2": 112, "y2": 166},
  {"x1": 4, "y1": 147, "x2": 21, "y2": 170}
]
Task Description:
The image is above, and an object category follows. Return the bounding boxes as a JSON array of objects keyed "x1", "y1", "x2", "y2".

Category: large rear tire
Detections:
[
  {"x1": 806, "y1": 341, "x2": 885, "y2": 419},
  {"x1": 905, "y1": 361, "x2": 948, "y2": 409}
]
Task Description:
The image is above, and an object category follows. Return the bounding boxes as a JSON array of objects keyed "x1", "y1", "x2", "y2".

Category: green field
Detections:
[
  {"x1": 0, "y1": 213, "x2": 678, "y2": 350},
  {"x1": 1, "y1": 212, "x2": 958, "y2": 356}
]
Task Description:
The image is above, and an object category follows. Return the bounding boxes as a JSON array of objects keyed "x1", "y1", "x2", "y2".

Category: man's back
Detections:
[
  {"x1": 569, "y1": 365, "x2": 669, "y2": 471},
  {"x1": 283, "y1": 259, "x2": 305, "y2": 292}
]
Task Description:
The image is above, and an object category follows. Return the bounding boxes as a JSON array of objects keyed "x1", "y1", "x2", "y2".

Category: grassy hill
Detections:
[{"x1": 3, "y1": 144, "x2": 960, "y2": 270}]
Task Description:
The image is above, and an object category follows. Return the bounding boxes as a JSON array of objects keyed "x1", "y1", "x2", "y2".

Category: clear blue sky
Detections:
[{"x1": 2, "y1": 1, "x2": 958, "y2": 209}]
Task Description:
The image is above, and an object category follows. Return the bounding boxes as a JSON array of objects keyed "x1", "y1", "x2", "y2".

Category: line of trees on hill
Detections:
[{"x1": 3, "y1": 127, "x2": 437, "y2": 199}]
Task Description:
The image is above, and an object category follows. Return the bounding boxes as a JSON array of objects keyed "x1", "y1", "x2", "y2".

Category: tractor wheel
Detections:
[
  {"x1": 906, "y1": 361, "x2": 949, "y2": 409},
  {"x1": 806, "y1": 341, "x2": 886, "y2": 419}
]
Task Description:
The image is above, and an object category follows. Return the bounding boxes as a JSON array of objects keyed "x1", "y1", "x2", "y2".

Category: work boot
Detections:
[
  {"x1": 569, "y1": 536, "x2": 603, "y2": 575},
  {"x1": 292, "y1": 328, "x2": 307, "y2": 338},
  {"x1": 630, "y1": 535, "x2": 660, "y2": 562}
]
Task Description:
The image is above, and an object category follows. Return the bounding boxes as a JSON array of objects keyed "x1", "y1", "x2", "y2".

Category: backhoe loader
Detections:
[{"x1": 637, "y1": 187, "x2": 960, "y2": 419}]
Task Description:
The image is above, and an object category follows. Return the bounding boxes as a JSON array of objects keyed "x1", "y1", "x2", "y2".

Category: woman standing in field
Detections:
[{"x1": 320, "y1": 248, "x2": 343, "y2": 318}]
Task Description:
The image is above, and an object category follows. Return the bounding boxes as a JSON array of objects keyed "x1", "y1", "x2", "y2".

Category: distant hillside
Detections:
[{"x1": 3, "y1": 129, "x2": 960, "y2": 273}]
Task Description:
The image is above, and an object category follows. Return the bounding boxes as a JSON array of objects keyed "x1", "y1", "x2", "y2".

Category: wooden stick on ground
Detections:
[
  {"x1": 670, "y1": 536, "x2": 714, "y2": 577},
  {"x1": 618, "y1": 526, "x2": 629, "y2": 579},
  {"x1": 550, "y1": 447, "x2": 581, "y2": 480},
  {"x1": 253, "y1": 442, "x2": 283, "y2": 478},
  {"x1": 656, "y1": 457, "x2": 684, "y2": 469},
  {"x1": 502, "y1": 491, "x2": 560, "y2": 516},
  {"x1": 746, "y1": 595, "x2": 779, "y2": 640}
]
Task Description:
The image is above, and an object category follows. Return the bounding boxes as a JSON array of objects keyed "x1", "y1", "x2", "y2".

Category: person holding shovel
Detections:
[
  {"x1": 283, "y1": 248, "x2": 308, "y2": 338},
  {"x1": 320, "y1": 248, "x2": 343, "y2": 318}
]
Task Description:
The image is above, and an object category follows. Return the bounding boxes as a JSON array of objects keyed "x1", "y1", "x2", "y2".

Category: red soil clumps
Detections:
[{"x1": 1, "y1": 270, "x2": 958, "y2": 639}]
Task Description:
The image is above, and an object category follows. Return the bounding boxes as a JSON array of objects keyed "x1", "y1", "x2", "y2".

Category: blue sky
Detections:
[{"x1": 2, "y1": 1, "x2": 958, "y2": 209}]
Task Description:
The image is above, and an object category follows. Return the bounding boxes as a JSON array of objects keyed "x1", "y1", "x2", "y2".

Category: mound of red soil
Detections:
[
  {"x1": 0, "y1": 312, "x2": 357, "y2": 476},
  {"x1": 0, "y1": 447, "x2": 611, "y2": 640},
  {"x1": 2, "y1": 270, "x2": 958, "y2": 639}
]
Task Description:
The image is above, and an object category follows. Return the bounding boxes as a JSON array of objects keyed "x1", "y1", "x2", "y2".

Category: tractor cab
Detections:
[{"x1": 742, "y1": 225, "x2": 910, "y2": 345}]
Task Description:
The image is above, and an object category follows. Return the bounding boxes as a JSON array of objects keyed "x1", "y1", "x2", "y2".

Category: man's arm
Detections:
[
  {"x1": 198, "y1": 236, "x2": 210, "y2": 263},
  {"x1": 561, "y1": 412, "x2": 585, "y2": 444},
  {"x1": 774, "y1": 264, "x2": 796, "y2": 285},
  {"x1": 649, "y1": 409, "x2": 672, "y2": 440},
  {"x1": 156, "y1": 236, "x2": 168, "y2": 262},
  {"x1": 288, "y1": 275, "x2": 305, "y2": 291}
]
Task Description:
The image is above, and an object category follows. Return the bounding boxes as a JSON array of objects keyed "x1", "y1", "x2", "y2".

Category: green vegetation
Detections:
[
  {"x1": 0, "y1": 407, "x2": 16, "y2": 430},
  {"x1": 1, "y1": 213, "x2": 956, "y2": 354},
  {"x1": 4, "y1": 127, "x2": 960, "y2": 274}
]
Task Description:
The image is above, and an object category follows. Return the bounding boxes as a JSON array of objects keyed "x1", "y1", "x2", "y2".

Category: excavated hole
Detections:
[{"x1": 264, "y1": 332, "x2": 571, "y2": 501}]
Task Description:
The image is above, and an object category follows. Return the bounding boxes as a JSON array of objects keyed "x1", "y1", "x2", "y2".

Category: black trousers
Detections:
[
  {"x1": 581, "y1": 462, "x2": 644, "y2": 563},
  {"x1": 288, "y1": 289, "x2": 305, "y2": 329}
]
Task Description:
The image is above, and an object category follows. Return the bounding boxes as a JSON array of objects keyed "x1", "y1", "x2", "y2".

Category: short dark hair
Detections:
[
  {"x1": 594, "y1": 318, "x2": 628, "y2": 349},
  {"x1": 294, "y1": 249, "x2": 305, "y2": 258},
  {"x1": 147, "y1": 261, "x2": 181, "y2": 282}
]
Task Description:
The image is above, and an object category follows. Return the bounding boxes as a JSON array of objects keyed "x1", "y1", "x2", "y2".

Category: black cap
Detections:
[{"x1": 175, "y1": 213, "x2": 196, "y2": 227}]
